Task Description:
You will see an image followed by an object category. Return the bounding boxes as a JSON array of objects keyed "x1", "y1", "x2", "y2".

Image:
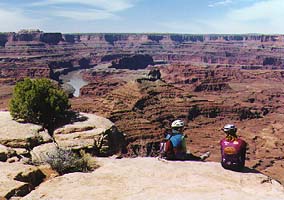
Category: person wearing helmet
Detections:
[
  {"x1": 161, "y1": 119, "x2": 210, "y2": 161},
  {"x1": 220, "y1": 124, "x2": 247, "y2": 171}
]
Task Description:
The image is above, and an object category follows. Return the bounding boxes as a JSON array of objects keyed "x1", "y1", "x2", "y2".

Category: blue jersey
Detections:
[
  {"x1": 165, "y1": 132, "x2": 186, "y2": 160},
  {"x1": 166, "y1": 133, "x2": 184, "y2": 148}
]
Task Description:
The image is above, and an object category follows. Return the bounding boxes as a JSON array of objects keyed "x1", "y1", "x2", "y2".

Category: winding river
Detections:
[{"x1": 60, "y1": 70, "x2": 89, "y2": 97}]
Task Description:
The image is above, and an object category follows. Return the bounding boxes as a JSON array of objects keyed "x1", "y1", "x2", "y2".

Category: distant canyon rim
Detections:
[{"x1": 1, "y1": 30, "x2": 284, "y2": 184}]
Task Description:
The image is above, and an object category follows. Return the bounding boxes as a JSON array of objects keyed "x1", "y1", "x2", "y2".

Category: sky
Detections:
[{"x1": 0, "y1": 0, "x2": 283, "y2": 34}]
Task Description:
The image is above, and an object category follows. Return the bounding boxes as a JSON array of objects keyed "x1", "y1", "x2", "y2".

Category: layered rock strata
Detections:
[{"x1": 2, "y1": 31, "x2": 284, "y2": 85}]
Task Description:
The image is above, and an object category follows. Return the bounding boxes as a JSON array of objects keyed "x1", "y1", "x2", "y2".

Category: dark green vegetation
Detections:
[{"x1": 9, "y1": 78, "x2": 70, "y2": 133}]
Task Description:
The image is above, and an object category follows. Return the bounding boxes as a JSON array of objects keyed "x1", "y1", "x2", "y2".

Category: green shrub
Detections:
[
  {"x1": 46, "y1": 148, "x2": 97, "y2": 175},
  {"x1": 188, "y1": 105, "x2": 200, "y2": 120},
  {"x1": 9, "y1": 78, "x2": 70, "y2": 133}
]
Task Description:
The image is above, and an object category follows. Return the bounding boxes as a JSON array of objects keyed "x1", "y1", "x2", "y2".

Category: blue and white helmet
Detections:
[{"x1": 171, "y1": 120, "x2": 185, "y2": 128}]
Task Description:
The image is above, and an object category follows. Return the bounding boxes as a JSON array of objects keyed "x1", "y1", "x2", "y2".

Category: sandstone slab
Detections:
[
  {"x1": 22, "y1": 158, "x2": 284, "y2": 200},
  {"x1": 0, "y1": 112, "x2": 52, "y2": 148},
  {"x1": 0, "y1": 162, "x2": 45, "y2": 199},
  {"x1": 12, "y1": 148, "x2": 29, "y2": 157},
  {"x1": 53, "y1": 113, "x2": 124, "y2": 155},
  {"x1": 30, "y1": 142, "x2": 58, "y2": 164},
  {"x1": 0, "y1": 144, "x2": 15, "y2": 161}
]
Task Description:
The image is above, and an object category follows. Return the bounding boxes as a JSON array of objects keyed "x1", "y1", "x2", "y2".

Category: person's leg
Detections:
[{"x1": 184, "y1": 153, "x2": 202, "y2": 161}]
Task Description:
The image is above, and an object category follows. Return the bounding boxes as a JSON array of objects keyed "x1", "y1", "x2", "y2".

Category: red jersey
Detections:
[{"x1": 220, "y1": 137, "x2": 247, "y2": 171}]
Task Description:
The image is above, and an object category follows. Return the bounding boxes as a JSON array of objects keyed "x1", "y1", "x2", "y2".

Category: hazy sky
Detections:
[{"x1": 0, "y1": 0, "x2": 283, "y2": 34}]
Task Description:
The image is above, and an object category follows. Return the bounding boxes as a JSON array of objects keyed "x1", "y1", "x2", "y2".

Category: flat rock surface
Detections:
[
  {"x1": 23, "y1": 158, "x2": 284, "y2": 200},
  {"x1": 54, "y1": 112, "x2": 114, "y2": 149},
  {"x1": 0, "y1": 144, "x2": 15, "y2": 161},
  {"x1": 0, "y1": 111, "x2": 50, "y2": 148},
  {"x1": 0, "y1": 162, "x2": 44, "y2": 199},
  {"x1": 30, "y1": 143, "x2": 58, "y2": 164},
  {"x1": 54, "y1": 112, "x2": 114, "y2": 134}
]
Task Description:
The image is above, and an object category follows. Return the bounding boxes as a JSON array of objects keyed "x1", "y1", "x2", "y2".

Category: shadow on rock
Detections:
[
  {"x1": 54, "y1": 111, "x2": 89, "y2": 129},
  {"x1": 241, "y1": 167, "x2": 260, "y2": 174}
]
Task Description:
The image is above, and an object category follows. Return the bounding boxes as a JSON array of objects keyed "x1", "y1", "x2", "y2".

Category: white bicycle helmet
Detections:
[
  {"x1": 223, "y1": 124, "x2": 236, "y2": 133},
  {"x1": 171, "y1": 120, "x2": 185, "y2": 128}
]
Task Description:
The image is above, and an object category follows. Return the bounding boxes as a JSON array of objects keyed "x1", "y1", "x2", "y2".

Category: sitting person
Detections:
[
  {"x1": 220, "y1": 124, "x2": 247, "y2": 171},
  {"x1": 161, "y1": 119, "x2": 210, "y2": 161}
]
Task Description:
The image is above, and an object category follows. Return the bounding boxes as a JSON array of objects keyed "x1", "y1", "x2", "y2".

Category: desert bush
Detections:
[
  {"x1": 238, "y1": 108, "x2": 261, "y2": 120},
  {"x1": 188, "y1": 105, "x2": 200, "y2": 120},
  {"x1": 46, "y1": 148, "x2": 97, "y2": 175},
  {"x1": 9, "y1": 78, "x2": 70, "y2": 133}
]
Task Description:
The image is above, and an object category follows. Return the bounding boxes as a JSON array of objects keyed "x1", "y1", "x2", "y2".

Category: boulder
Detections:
[
  {"x1": 53, "y1": 113, "x2": 125, "y2": 155},
  {"x1": 0, "y1": 162, "x2": 45, "y2": 199},
  {"x1": 0, "y1": 112, "x2": 52, "y2": 148},
  {"x1": 61, "y1": 83, "x2": 75, "y2": 98},
  {"x1": 30, "y1": 143, "x2": 58, "y2": 164},
  {"x1": 12, "y1": 148, "x2": 29, "y2": 157},
  {"x1": 22, "y1": 158, "x2": 284, "y2": 200},
  {"x1": 7, "y1": 156, "x2": 19, "y2": 163},
  {"x1": 0, "y1": 144, "x2": 16, "y2": 161}
]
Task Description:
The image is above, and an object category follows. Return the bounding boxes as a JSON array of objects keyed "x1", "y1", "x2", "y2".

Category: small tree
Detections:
[{"x1": 9, "y1": 78, "x2": 70, "y2": 133}]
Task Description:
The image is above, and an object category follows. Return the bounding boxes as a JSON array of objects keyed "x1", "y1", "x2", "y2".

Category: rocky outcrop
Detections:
[
  {"x1": 0, "y1": 64, "x2": 50, "y2": 82},
  {"x1": 101, "y1": 54, "x2": 131, "y2": 62},
  {"x1": 30, "y1": 142, "x2": 58, "y2": 164},
  {"x1": 104, "y1": 34, "x2": 128, "y2": 45},
  {"x1": 111, "y1": 54, "x2": 154, "y2": 70},
  {"x1": 22, "y1": 157, "x2": 284, "y2": 200},
  {"x1": 0, "y1": 110, "x2": 127, "y2": 198},
  {"x1": 148, "y1": 34, "x2": 164, "y2": 43},
  {"x1": 170, "y1": 34, "x2": 204, "y2": 43},
  {"x1": 147, "y1": 68, "x2": 161, "y2": 80},
  {"x1": 0, "y1": 112, "x2": 52, "y2": 148},
  {"x1": 0, "y1": 34, "x2": 8, "y2": 47},
  {"x1": 40, "y1": 33, "x2": 62, "y2": 45},
  {"x1": 194, "y1": 78, "x2": 231, "y2": 92},
  {"x1": 0, "y1": 111, "x2": 125, "y2": 157},
  {"x1": 0, "y1": 162, "x2": 45, "y2": 199},
  {"x1": 53, "y1": 113, "x2": 125, "y2": 156},
  {"x1": 0, "y1": 144, "x2": 16, "y2": 161}
]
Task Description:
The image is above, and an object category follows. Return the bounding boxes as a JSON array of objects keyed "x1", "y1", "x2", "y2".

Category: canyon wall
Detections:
[{"x1": 1, "y1": 30, "x2": 284, "y2": 81}]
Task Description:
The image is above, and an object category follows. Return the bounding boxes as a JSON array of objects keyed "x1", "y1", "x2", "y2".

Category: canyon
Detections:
[{"x1": 1, "y1": 30, "x2": 284, "y2": 186}]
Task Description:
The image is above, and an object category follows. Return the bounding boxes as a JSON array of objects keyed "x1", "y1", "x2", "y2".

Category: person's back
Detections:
[
  {"x1": 220, "y1": 137, "x2": 246, "y2": 171},
  {"x1": 161, "y1": 119, "x2": 210, "y2": 161},
  {"x1": 220, "y1": 124, "x2": 247, "y2": 171},
  {"x1": 165, "y1": 132, "x2": 186, "y2": 160}
]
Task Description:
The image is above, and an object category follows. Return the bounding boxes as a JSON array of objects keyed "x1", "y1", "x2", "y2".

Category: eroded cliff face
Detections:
[{"x1": 1, "y1": 31, "x2": 284, "y2": 84}]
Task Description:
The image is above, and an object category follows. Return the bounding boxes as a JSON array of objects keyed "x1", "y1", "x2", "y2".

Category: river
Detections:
[{"x1": 60, "y1": 70, "x2": 89, "y2": 97}]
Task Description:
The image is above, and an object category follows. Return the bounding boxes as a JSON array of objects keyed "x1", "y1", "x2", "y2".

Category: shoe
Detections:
[{"x1": 200, "y1": 151, "x2": 211, "y2": 161}]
